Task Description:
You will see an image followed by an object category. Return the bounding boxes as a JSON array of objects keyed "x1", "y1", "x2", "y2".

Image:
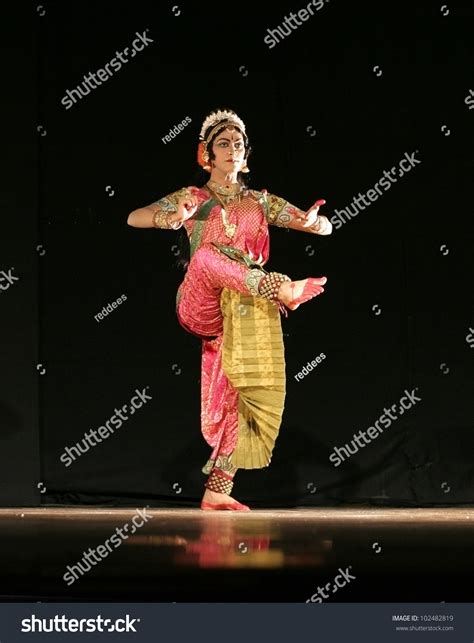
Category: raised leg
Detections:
[
  {"x1": 177, "y1": 243, "x2": 327, "y2": 338},
  {"x1": 177, "y1": 244, "x2": 259, "y2": 338}
]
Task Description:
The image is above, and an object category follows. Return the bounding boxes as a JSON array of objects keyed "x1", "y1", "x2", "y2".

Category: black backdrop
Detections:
[{"x1": 1, "y1": 0, "x2": 473, "y2": 507}]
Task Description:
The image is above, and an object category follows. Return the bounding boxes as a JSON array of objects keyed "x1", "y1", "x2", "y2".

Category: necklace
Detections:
[{"x1": 206, "y1": 180, "x2": 245, "y2": 239}]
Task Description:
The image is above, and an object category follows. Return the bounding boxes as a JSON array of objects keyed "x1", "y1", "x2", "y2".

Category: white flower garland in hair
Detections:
[{"x1": 199, "y1": 109, "x2": 246, "y2": 141}]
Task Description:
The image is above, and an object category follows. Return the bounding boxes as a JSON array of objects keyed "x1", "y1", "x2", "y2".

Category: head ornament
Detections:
[
  {"x1": 199, "y1": 109, "x2": 246, "y2": 142},
  {"x1": 197, "y1": 109, "x2": 248, "y2": 172}
]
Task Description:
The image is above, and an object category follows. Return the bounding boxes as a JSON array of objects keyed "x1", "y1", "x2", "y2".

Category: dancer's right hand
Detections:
[{"x1": 175, "y1": 188, "x2": 199, "y2": 222}]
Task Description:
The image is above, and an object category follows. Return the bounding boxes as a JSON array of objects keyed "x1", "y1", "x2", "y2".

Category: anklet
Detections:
[
  {"x1": 258, "y1": 271, "x2": 291, "y2": 317},
  {"x1": 204, "y1": 469, "x2": 234, "y2": 495},
  {"x1": 258, "y1": 272, "x2": 291, "y2": 300}
]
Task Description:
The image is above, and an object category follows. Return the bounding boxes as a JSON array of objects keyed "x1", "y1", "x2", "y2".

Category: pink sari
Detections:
[{"x1": 175, "y1": 185, "x2": 286, "y2": 474}]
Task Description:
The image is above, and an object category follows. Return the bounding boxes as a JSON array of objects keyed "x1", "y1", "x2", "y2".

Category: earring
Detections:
[
  {"x1": 241, "y1": 163, "x2": 250, "y2": 173},
  {"x1": 203, "y1": 151, "x2": 211, "y2": 172}
]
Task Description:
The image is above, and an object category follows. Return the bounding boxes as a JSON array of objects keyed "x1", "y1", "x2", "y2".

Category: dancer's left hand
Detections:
[{"x1": 297, "y1": 199, "x2": 326, "y2": 227}]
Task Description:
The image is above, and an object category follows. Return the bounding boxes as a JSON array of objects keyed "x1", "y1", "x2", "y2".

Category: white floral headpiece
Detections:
[{"x1": 199, "y1": 109, "x2": 246, "y2": 142}]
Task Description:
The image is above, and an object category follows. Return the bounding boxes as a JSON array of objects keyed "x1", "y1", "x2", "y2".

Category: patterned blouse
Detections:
[{"x1": 152, "y1": 184, "x2": 302, "y2": 267}]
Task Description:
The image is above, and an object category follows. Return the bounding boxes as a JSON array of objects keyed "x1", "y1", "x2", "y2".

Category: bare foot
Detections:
[
  {"x1": 202, "y1": 488, "x2": 238, "y2": 505},
  {"x1": 278, "y1": 277, "x2": 327, "y2": 310}
]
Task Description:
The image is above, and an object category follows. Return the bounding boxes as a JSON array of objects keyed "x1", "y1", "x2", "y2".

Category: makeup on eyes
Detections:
[{"x1": 215, "y1": 138, "x2": 244, "y2": 146}]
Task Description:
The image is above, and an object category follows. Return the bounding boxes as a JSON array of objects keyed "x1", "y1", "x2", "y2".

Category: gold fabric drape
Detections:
[{"x1": 220, "y1": 288, "x2": 286, "y2": 469}]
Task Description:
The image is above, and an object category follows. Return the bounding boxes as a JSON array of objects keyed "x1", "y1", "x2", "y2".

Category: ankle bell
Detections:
[
  {"x1": 258, "y1": 271, "x2": 291, "y2": 317},
  {"x1": 204, "y1": 469, "x2": 234, "y2": 495},
  {"x1": 258, "y1": 272, "x2": 291, "y2": 301}
]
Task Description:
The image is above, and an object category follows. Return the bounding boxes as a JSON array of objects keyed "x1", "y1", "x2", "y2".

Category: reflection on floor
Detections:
[{"x1": 0, "y1": 507, "x2": 473, "y2": 602}]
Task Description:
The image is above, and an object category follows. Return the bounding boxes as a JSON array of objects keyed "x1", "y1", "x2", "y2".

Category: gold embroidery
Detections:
[
  {"x1": 245, "y1": 268, "x2": 266, "y2": 296},
  {"x1": 202, "y1": 454, "x2": 237, "y2": 476},
  {"x1": 266, "y1": 194, "x2": 289, "y2": 226},
  {"x1": 151, "y1": 187, "x2": 193, "y2": 229}
]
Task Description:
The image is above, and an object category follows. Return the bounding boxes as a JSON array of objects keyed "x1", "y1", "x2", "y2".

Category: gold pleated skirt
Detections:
[{"x1": 220, "y1": 288, "x2": 286, "y2": 469}]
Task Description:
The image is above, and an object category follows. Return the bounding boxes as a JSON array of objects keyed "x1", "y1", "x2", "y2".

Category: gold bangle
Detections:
[
  {"x1": 152, "y1": 207, "x2": 183, "y2": 230},
  {"x1": 168, "y1": 214, "x2": 183, "y2": 230},
  {"x1": 151, "y1": 207, "x2": 163, "y2": 228}
]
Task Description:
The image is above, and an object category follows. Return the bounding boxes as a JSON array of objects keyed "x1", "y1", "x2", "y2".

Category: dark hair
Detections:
[{"x1": 173, "y1": 117, "x2": 252, "y2": 273}]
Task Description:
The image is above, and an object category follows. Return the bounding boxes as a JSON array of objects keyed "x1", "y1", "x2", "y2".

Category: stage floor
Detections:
[{"x1": 1, "y1": 507, "x2": 473, "y2": 602}]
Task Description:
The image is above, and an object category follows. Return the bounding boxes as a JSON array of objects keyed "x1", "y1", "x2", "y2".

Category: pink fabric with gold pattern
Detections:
[
  {"x1": 175, "y1": 186, "x2": 272, "y2": 467},
  {"x1": 183, "y1": 186, "x2": 270, "y2": 266},
  {"x1": 200, "y1": 334, "x2": 239, "y2": 462},
  {"x1": 176, "y1": 244, "x2": 251, "y2": 338}
]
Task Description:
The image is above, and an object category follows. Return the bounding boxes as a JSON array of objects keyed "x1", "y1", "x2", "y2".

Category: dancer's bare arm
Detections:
[
  {"x1": 127, "y1": 203, "x2": 182, "y2": 228},
  {"x1": 127, "y1": 189, "x2": 199, "y2": 229}
]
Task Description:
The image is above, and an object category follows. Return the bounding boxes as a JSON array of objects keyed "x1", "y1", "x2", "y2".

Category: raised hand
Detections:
[
  {"x1": 296, "y1": 199, "x2": 326, "y2": 228},
  {"x1": 175, "y1": 188, "x2": 200, "y2": 222}
]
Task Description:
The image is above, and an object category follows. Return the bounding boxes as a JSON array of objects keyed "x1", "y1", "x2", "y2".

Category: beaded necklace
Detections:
[{"x1": 206, "y1": 179, "x2": 246, "y2": 239}]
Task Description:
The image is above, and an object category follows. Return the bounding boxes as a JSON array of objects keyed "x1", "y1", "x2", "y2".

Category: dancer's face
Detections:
[{"x1": 211, "y1": 127, "x2": 246, "y2": 177}]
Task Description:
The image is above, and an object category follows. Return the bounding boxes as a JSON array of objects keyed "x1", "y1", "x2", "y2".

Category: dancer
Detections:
[{"x1": 127, "y1": 109, "x2": 332, "y2": 511}]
